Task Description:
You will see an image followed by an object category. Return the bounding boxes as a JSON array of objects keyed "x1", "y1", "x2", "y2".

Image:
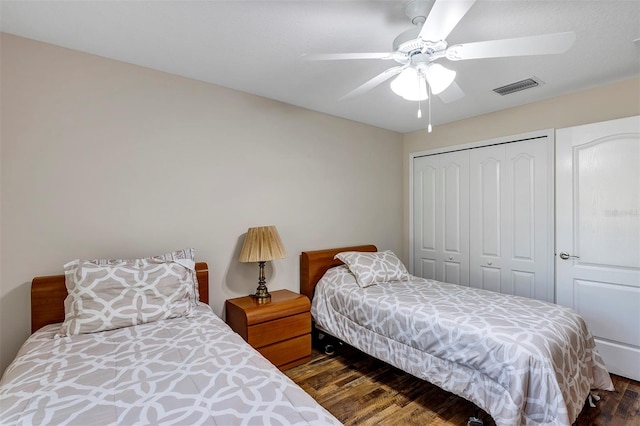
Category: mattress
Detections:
[
  {"x1": 311, "y1": 265, "x2": 614, "y2": 426},
  {"x1": 0, "y1": 304, "x2": 341, "y2": 425}
]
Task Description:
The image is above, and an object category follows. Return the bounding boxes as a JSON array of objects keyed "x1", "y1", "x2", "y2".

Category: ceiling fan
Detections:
[{"x1": 305, "y1": 0, "x2": 575, "y2": 131}]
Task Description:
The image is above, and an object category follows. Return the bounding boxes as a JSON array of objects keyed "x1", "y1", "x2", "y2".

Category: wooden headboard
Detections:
[
  {"x1": 30, "y1": 262, "x2": 209, "y2": 333},
  {"x1": 300, "y1": 245, "x2": 377, "y2": 301}
]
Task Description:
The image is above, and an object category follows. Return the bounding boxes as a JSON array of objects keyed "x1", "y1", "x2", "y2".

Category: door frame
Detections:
[{"x1": 409, "y1": 129, "x2": 555, "y2": 297}]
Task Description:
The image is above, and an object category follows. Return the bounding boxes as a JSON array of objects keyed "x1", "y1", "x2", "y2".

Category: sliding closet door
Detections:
[
  {"x1": 469, "y1": 138, "x2": 553, "y2": 301},
  {"x1": 413, "y1": 151, "x2": 469, "y2": 286}
]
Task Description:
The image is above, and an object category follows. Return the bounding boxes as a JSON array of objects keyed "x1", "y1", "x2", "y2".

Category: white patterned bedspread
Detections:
[
  {"x1": 0, "y1": 304, "x2": 341, "y2": 426},
  {"x1": 311, "y1": 266, "x2": 614, "y2": 426}
]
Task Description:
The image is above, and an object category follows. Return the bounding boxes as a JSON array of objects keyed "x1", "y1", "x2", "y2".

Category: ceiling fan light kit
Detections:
[
  {"x1": 390, "y1": 63, "x2": 456, "y2": 100},
  {"x1": 390, "y1": 67, "x2": 427, "y2": 101},
  {"x1": 424, "y1": 63, "x2": 456, "y2": 95},
  {"x1": 307, "y1": 0, "x2": 576, "y2": 132}
]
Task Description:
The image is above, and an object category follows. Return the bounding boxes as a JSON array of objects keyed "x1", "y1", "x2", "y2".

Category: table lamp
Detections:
[{"x1": 239, "y1": 225, "x2": 287, "y2": 300}]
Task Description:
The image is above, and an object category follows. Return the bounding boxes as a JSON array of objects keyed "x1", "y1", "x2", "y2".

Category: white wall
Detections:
[
  {"x1": 402, "y1": 77, "x2": 640, "y2": 261},
  {"x1": 0, "y1": 34, "x2": 404, "y2": 373}
]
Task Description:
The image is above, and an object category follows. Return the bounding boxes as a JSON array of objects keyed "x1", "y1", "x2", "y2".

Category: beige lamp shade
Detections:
[{"x1": 239, "y1": 226, "x2": 287, "y2": 263}]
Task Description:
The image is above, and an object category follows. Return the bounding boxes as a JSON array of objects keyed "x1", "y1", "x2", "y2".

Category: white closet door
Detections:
[
  {"x1": 469, "y1": 145, "x2": 509, "y2": 294},
  {"x1": 413, "y1": 151, "x2": 470, "y2": 285},
  {"x1": 469, "y1": 139, "x2": 553, "y2": 301}
]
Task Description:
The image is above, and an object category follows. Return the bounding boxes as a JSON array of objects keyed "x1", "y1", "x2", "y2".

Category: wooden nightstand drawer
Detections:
[
  {"x1": 225, "y1": 289, "x2": 312, "y2": 370},
  {"x1": 257, "y1": 334, "x2": 312, "y2": 369},
  {"x1": 247, "y1": 312, "x2": 311, "y2": 348}
]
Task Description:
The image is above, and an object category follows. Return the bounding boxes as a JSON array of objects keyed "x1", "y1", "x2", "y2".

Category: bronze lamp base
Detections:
[{"x1": 251, "y1": 261, "x2": 272, "y2": 300}]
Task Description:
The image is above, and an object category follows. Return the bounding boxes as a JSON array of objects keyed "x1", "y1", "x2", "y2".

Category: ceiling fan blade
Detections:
[
  {"x1": 446, "y1": 31, "x2": 576, "y2": 60},
  {"x1": 303, "y1": 52, "x2": 394, "y2": 61},
  {"x1": 437, "y1": 80, "x2": 465, "y2": 104},
  {"x1": 340, "y1": 66, "x2": 405, "y2": 100},
  {"x1": 419, "y1": 0, "x2": 476, "y2": 42}
]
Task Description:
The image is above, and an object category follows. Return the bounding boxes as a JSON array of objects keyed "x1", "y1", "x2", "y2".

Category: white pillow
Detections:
[
  {"x1": 57, "y1": 250, "x2": 197, "y2": 337},
  {"x1": 334, "y1": 250, "x2": 410, "y2": 288}
]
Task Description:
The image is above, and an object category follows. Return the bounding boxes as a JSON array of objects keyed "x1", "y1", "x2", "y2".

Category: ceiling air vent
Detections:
[{"x1": 493, "y1": 78, "x2": 542, "y2": 96}]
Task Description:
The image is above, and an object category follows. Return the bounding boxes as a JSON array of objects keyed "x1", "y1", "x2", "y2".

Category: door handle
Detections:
[{"x1": 559, "y1": 251, "x2": 580, "y2": 260}]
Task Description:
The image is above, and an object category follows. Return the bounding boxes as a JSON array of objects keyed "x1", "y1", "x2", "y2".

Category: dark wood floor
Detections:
[{"x1": 285, "y1": 344, "x2": 640, "y2": 426}]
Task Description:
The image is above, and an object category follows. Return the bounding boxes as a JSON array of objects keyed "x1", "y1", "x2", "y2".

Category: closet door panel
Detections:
[
  {"x1": 470, "y1": 146, "x2": 508, "y2": 291},
  {"x1": 479, "y1": 156, "x2": 501, "y2": 257},
  {"x1": 413, "y1": 152, "x2": 469, "y2": 285},
  {"x1": 480, "y1": 266, "x2": 502, "y2": 293},
  {"x1": 512, "y1": 271, "x2": 535, "y2": 299},
  {"x1": 413, "y1": 157, "x2": 438, "y2": 280},
  {"x1": 440, "y1": 154, "x2": 470, "y2": 285},
  {"x1": 469, "y1": 139, "x2": 552, "y2": 300},
  {"x1": 419, "y1": 259, "x2": 436, "y2": 280},
  {"x1": 511, "y1": 153, "x2": 535, "y2": 261},
  {"x1": 506, "y1": 140, "x2": 552, "y2": 302}
]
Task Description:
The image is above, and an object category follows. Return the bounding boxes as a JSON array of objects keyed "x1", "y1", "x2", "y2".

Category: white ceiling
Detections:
[{"x1": 2, "y1": 0, "x2": 639, "y2": 133}]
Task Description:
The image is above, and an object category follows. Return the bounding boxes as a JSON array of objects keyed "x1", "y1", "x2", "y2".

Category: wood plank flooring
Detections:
[{"x1": 285, "y1": 344, "x2": 640, "y2": 426}]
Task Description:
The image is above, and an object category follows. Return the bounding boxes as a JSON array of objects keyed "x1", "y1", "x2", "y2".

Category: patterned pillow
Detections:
[
  {"x1": 57, "y1": 251, "x2": 197, "y2": 337},
  {"x1": 334, "y1": 250, "x2": 410, "y2": 288},
  {"x1": 89, "y1": 248, "x2": 199, "y2": 306}
]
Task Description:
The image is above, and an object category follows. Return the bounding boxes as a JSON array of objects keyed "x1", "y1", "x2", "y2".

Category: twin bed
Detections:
[
  {"x1": 1, "y1": 245, "x2": 614, "y2": 426},
  {"x1": 0, "y1": 251, "x2": 341, "y2": 425},
  {"x1": 300, "y1": 245, "x2": 614, "y2": 426}
]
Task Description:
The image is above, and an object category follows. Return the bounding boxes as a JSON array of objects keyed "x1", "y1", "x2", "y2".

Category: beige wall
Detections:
[
  {"x1": 0, "y1": 33, "x2": 404, "y2": 372},
  {"x1": 402, "y1": 77, "x2": 640, "y2": 261}
]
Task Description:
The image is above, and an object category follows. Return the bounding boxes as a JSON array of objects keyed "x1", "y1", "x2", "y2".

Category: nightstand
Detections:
[{"x1": 225, "y1": 289, "x2": 312, "y2": 370}]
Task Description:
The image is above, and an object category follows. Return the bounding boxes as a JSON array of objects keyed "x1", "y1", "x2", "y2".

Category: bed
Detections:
[
  {"x1": 0, "y1": 250, "x2": 341, "y2": 425},
  {"x1": 300, "y1": 245, "x2": 614, "y2": 426}
]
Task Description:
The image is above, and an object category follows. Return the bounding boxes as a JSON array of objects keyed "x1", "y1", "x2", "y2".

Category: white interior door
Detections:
[
  {"x1": 556, "y1": 115, "x2": 640, "y2": 381},
  {"x1": 413, "y1": 151, "x2": 469, "y2": 285}
]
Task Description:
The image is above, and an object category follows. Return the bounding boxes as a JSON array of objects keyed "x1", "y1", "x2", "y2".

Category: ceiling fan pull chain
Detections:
[
  {"x1": 427, "y1": 84, "x2": 433, "y2": 133},
  {"x1": 417, "y1": 98, "x2": 422, "y2": 118}
]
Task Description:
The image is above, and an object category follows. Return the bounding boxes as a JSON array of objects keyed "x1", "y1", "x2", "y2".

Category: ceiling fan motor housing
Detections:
[
  {"x1": 393, "y1": 1, "x2": 447, "y2": 62},
  {"x1": 393, "y1": 30, "x2": 448, "y2": 64}
]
